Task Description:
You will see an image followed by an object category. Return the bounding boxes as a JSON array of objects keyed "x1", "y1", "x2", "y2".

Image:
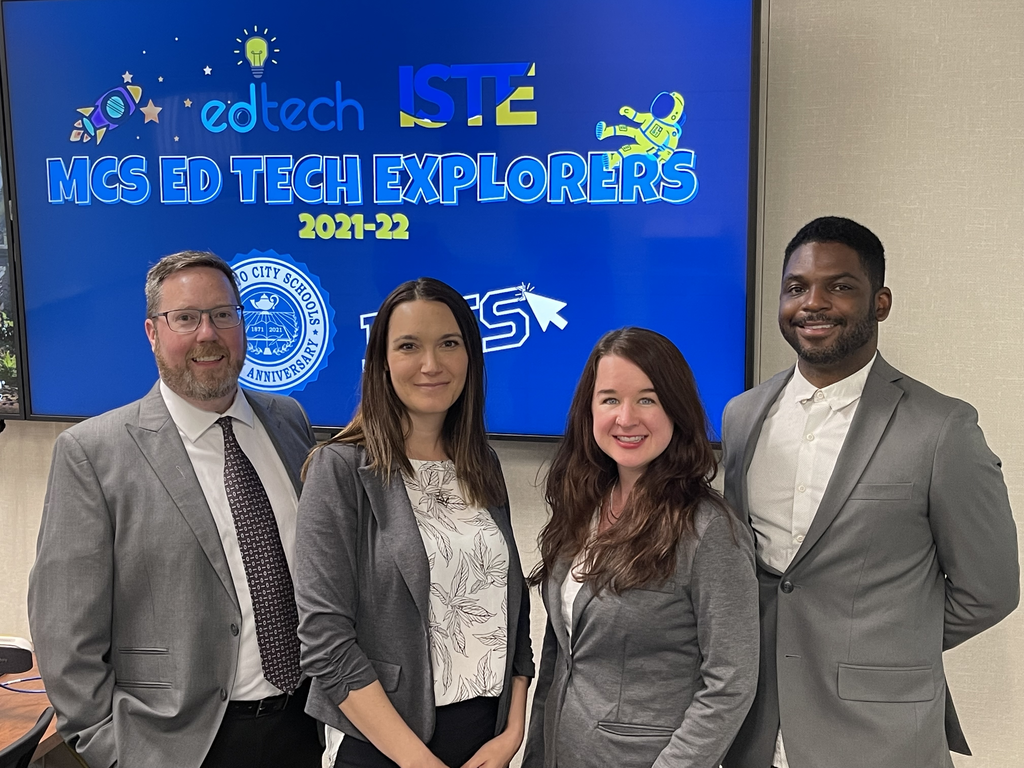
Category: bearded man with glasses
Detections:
[{"x1": 29, "y1": 251, "x2": 322, "y2": 768}]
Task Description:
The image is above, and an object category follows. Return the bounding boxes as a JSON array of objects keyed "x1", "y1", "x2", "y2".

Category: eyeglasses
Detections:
[{"x1": 151, "y1": 305, "x2": 244, "y2": 333}]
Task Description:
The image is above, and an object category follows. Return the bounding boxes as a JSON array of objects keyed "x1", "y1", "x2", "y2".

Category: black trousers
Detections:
[
  {"x1": 337, "y1": 696, "x2": 499, "y2": 768},
  {"x1": 201, "y1": 680, "x2": 322, "y2": 768}
]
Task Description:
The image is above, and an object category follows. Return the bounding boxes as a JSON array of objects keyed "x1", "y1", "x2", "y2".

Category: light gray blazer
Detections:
[
  {"x1": 522, "y1": 501, "x2": 759, "y2": 768},
  {"x1": 27, "y1": 383, "x2": 316, "y2": 768},
  {"x1": 295, "y1": 443, "x2": 534, "y2": 742},
  {"x1": 721, "y1": 354, "x2": 1019, "y2": 768}
]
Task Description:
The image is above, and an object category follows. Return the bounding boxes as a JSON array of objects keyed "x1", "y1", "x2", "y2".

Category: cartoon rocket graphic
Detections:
[{"x1": 70, "y1": 84, "x2": 143, "y2": 144}]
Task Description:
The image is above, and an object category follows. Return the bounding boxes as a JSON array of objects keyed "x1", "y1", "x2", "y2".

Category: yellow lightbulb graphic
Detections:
[{"x1": 245, "y1": 36, "x2": 268, "y2": 78}]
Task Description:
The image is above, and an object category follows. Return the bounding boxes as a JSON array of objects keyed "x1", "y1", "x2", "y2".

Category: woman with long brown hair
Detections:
[
  {"x1": 294, "y1": 277, "x2": 533, "y2": 768},
  {"x1": 522, "y1": 327, "x2": 758, "y2": 768}
]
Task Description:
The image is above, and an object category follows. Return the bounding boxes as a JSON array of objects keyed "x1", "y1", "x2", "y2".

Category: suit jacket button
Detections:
[
  {"x1": 781, "y1": 580, "x2": 794, "y2": 593},
  {"x1": 230, "y1": 623, "x2": 239, "y2": 636},
  {"x1": 220, "y1": 688, "x2": 228, "y2": 701}
]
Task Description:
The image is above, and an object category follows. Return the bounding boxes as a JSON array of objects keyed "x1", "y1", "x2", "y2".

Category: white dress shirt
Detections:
[
  {"x1": 160, "y1": 381, "x2": 299, "y2": 700},
  {"x1": 744, "y1": 353, "x2": 875, "y2": 767}
]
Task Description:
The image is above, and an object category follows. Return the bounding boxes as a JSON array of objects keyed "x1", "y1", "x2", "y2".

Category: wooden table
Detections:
[{"x1": 0, "y1": 661, "x2": 61, "y2": 761}]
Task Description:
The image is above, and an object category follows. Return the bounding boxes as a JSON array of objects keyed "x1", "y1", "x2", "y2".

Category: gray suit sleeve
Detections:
[
  {"x1": 295, "y1": 445, "x2": 380, "y2": 706},
  {"x1": 931, "y1": 402, "x2": 1019, "y2": 651},
  {"x1": 652, "y1": 514, "x2": 759, "y2": 768},
  {"x1": 27, "y1": 431, "x2": 118, "y2": 768}
]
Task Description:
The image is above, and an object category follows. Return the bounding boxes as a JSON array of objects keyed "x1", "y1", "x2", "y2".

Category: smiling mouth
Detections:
[{"x1": 615, "y1": 435, "x2": 647, "y2": 444}]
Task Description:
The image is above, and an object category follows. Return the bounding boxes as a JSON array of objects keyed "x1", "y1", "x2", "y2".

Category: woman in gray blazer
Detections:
[
  {"x1": 523, "y1": 328, "x2": 758, "y2": 768},
  {"x1": 295, "y1": 278, "x2": 534, "y2": 768}
]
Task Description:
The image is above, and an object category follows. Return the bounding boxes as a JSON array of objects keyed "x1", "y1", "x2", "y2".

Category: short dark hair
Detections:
[
  {"x1": 784, "y1": 216, "x2": 886, "y2": 293},
  {"x1": 145, "y1": 251, "x2": 240, "y2": 317}
]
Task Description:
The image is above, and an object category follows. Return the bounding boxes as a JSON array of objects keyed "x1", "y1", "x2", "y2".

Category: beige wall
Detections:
[{"x1": 2, "y1": 0, "x2": 1022, "y2": 764}]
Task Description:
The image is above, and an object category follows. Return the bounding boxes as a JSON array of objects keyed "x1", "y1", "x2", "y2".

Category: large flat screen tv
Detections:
[{"x1": 0, "y1": 0, "x2": 757, "y2": 436}]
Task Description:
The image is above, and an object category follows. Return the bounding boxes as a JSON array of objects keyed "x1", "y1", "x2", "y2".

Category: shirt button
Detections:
[
  {"x1": 230, "y1": 623, "x2": 239, "y2": 636},
  {"x1": 806, "y1": 433, "x2": 815, "y2": 442},
  {"x1": 797, "y1": 484, "x2": 806, "y2": 493},
  {"x1": 220, "y1": 688, "x2": 228, "y2": 701},
  {"x1": 795, "y1": 534, "x2": 805, "y2": 543},
  {"x1": 781, "y1": 581, "x2": 794, "y2": 594},
  {"x1": 814, "y1": 390, "x2": 825, "y2": 402}
]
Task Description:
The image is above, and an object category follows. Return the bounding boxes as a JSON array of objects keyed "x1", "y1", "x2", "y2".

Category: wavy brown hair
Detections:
[
  {"x1": 304, "y1": 277, "x2": 504, "y2": 508},
  {"x1": 529, "y1": 327, "x2": 726, "y2": 593}
]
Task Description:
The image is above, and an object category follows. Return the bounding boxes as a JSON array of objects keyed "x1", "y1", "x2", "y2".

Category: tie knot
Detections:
[{"x1": 217, "y1": 416, "x2": 234, "y2": 433}]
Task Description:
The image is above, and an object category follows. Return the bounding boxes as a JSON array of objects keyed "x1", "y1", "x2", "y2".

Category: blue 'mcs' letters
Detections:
[
  {"x1": 118, "y1": 156, "x2": 151, "y2": 205},
  {"x1": 90, "y1": 156, "x2": 119, "y2": 204},
  {"x1": 47, "y1": 156, "x2": 91, "y2": 205}
]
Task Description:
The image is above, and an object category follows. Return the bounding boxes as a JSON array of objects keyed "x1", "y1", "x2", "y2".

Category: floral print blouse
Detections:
[{"x1": 404, "y1": 459, "x2": 509, "y2": 705}]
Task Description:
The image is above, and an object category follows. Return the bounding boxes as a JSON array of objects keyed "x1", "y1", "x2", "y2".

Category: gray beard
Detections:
[{"x1": 154, "y1": 342, "x2": 243, "y2": 403}]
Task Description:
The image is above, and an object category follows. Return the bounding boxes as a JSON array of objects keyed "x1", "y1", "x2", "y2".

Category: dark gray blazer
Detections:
[
  {"x1": 522, "y1": 501, "x2": 759, "y2": 768},
  {"x1": 295, "y1": 442, "x2": 534, "y2": 742},
  {"x1": 721, "y1": 354, "x2": 1019, "y2": 768},
  {"x1": 28, "y1": 384, "x2": 316, "y2": 768}
]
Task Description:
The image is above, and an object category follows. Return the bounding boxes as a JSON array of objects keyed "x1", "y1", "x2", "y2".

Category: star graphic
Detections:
[
  {"x1": 203, "y1": 65, "x2": 212, "y2": 75},
  {"x1": 184, "y1": 98, "x2": 193, "y2": 108},
  {"x1": 140, "y1": 99, "x2": 162, "y2": 123},
  {"x1": 174, "y1": 136, "x2": 180, "y2": 142},
  {"x1": 158, "y1": 76, "x2": 164, "y2": 83},
  {"x1": 122, "y1": 71, "x2": 133, "y2": 83}
]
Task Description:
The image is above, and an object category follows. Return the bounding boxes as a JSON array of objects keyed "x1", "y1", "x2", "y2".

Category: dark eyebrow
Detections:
[
  {"x1": 595, "y1": 388, "x2": 657, "y2": 395},
  {"x1": 784, "y1": 271, "x2": 864, "y2": 282},
  {"x1": 392, "y1": 332, "x2": 464, "y2": 342}
]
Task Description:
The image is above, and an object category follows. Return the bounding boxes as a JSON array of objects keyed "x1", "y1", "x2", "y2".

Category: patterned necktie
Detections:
[{"x1": 217, "y1": 416, "x2": 301, "y2": 694}]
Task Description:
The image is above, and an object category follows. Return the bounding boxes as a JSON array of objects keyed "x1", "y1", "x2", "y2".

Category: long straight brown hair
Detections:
[
  {"x1": 304, "y1": 278, "x2": 504, "y2": 508},
  {"x1": 530, "y1": 327, "x2": 726, "y2": 593}
]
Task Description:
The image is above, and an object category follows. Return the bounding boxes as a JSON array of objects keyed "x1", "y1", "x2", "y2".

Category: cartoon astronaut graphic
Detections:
[{"x1": 596, "y1": 90, "x2": 686, "y2": 170}]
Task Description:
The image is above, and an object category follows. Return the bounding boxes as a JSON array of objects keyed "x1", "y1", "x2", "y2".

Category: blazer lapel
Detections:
[
  {"x1": 247, "y1": 391, "x2": 303, "y2": 496},
  {"x1": 569, "y1": 581, "x2": 596, "y2": 648},
  {"x1": 736, "y1": 369, "x2": 793, "y2": 520},
  {"x1": 358, "y1": 465, "x2": 431, "y2": 627},
  {"x1": 126, "y1": 384, "x2": 239, "y2": 609},
  {"x1": 545, "y1": 559, "x2": 572, "y2": 655},
  {"x1": 789, "y1": 355, "x2": 904, "y2": 570}
]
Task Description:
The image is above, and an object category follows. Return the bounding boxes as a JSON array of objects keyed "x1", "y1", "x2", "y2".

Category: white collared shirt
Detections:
[
  {"x1": 745, "y1": 353, "x2": 876, "y2": 767},
  {"x1": 159, "y1": 381, "x2": 299, "y2": 700}
]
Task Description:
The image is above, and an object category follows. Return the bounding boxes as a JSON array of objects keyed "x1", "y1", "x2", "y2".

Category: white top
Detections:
[
  {"x1": 744, "y1": 354, "x2": 875, "y2": 768},
  {"x1": 745, "y1": 354, "x2": 875, "y2": 572},
  {"x1": 160, "y1": 381, "x2": 299, "y2": 700},
  {"x1": 404, "y1": 459, "x2": 509, "y2": 705}
]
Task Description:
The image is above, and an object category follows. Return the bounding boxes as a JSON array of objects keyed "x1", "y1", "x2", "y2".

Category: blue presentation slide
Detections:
[{"x1": 2, "y1": 0, "x2": 753, "y2": 436}]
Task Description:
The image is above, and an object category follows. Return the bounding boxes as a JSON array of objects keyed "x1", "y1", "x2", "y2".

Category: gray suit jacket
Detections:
[
  {"x1": 295, "y1": 442, "x2": 534, "y2": 742},
  {"x1": 522, "y1": 501, "x2": 759, "y2": 768},
  {"x1": 721, "y1": 354, "x2": 1019, "y2": 768},
  {"x1": 28, "y1": 383, "x2": 316, "y2": 768}
]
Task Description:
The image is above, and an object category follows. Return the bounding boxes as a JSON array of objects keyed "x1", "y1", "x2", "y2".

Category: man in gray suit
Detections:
[
  {"x1": 28, "y1": 251, "x2": 321, "y2": 768},
  {"x1": 721, "y1": 217, "x2": 1019, "y2": 768}
]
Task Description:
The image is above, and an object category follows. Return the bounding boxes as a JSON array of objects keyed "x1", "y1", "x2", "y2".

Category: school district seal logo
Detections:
[{"x1": 230, "y1": 249, "x2": 336, "y2": 393}]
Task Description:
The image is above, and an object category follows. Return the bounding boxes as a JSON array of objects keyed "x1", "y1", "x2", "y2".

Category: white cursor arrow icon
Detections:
[{"x1": 522, "y1": 290, "x2": 568, "y2": 331}]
